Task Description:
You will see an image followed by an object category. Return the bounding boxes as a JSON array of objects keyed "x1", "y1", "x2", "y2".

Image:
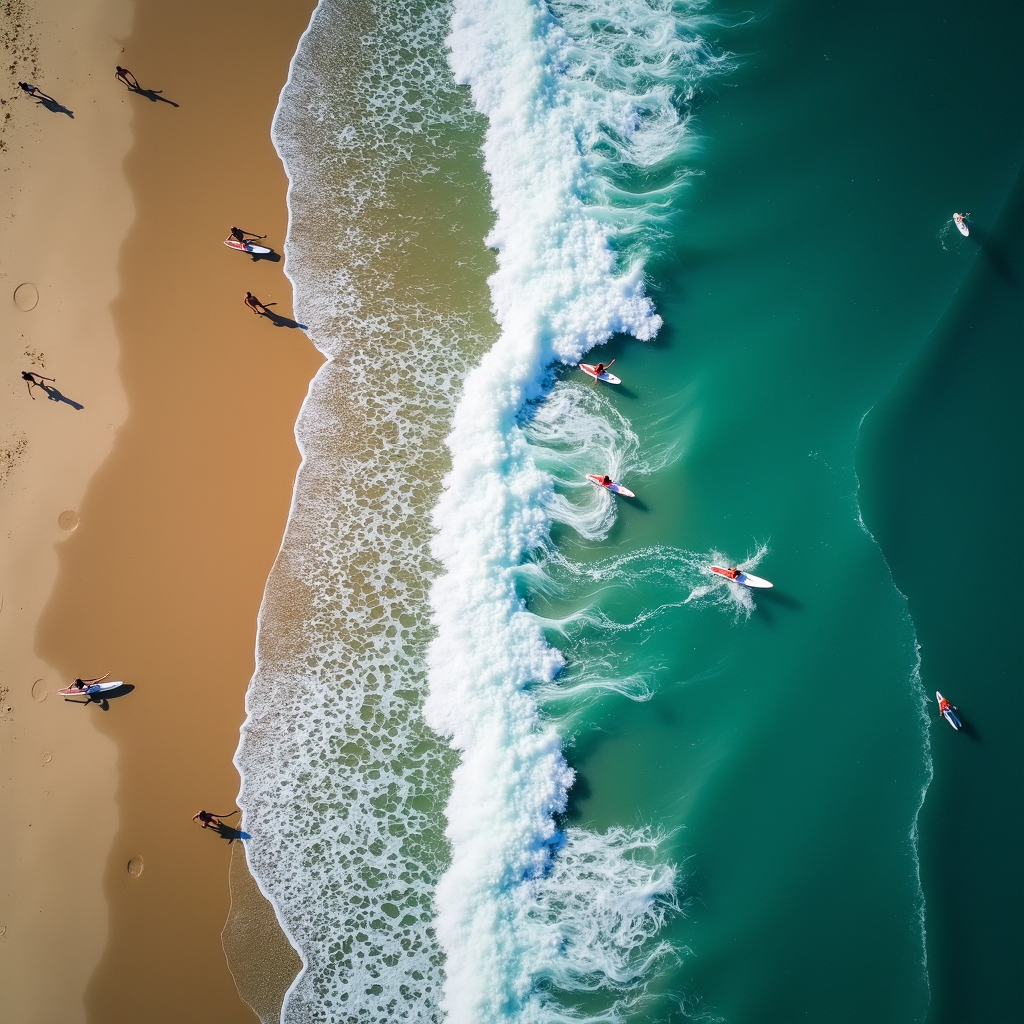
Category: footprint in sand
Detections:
[
  {"x1": 31, "y1": 679, "x2": 47, "y2": 703},
  {"x1": 13, "y1": 283, "x2": 39, "y2": 311},
  {"x1": 127, "y1": 856, "x2": 144, "y2": 878},
  {"x1": 58, "y1": 510, "x2": 79, "y2": 531}
]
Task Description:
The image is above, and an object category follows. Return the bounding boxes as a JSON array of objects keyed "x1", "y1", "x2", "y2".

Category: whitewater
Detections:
[
  {"x1": 426, "y1": 1, "x2": 725, "y2": 1020},
  {"x1": 234, "y1": 1, "x2": 728, "y2": 1021}
]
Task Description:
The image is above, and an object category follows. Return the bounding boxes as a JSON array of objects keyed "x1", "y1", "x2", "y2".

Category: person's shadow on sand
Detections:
[
  {"x1": 211, "y1": 822, "x2": 252, "y2": 844},
  {"x1": 40, "y1": 384, "x2": 85, "y2": 410},
  {"x1": 259, "y1": 308, "x2": 308, "y2": 330},
  {"x1": 35, "y1": 93, "x2": 74, "y2": 117},
  {"x1": 128, "y1": 84, "x2": 180, "y2": 107}
]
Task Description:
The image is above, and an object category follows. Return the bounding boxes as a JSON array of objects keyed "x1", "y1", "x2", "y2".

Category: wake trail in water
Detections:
[{"x1": 426, "y1": 2, "x2": 726, "y2": 1020}]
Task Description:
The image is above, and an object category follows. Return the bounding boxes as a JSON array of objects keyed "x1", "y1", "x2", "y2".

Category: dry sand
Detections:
[{"x1": 0, "y1": 0, "x2": 319, "y2": 1021}]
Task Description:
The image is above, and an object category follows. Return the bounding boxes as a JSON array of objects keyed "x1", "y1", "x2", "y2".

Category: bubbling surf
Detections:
[{"x1": 427, "y1": 1, "x2": 725, "y2": 1019}]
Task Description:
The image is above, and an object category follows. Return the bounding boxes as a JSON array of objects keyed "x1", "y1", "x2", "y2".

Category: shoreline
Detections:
[{"x1": 1, "y1": 0, "x2": 319, "y2": 1020}]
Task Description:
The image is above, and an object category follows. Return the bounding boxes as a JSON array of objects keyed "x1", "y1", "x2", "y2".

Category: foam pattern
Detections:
[
  {"x1": 427, "y1": 1, "x2": 725, "y2": 1020},
  {"x1": 236, "y1": 3, "x2": 490, "y2": 1021}
]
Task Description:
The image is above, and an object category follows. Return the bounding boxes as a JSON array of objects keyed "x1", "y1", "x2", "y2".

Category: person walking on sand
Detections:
[
  {"x1": 244, "y1": 291, "x2": 276, "y2": 315},
  {"x1": 193, "y1": 809, "x2": 238, "y2": 830},
  {"x1": 114, "y1": 66, "x2": 140, "y2": 91},
  {"x1": 21, "y1": 370, "x2": 55, "y2": 398},
  {"x1": 18, "y1": 81, "x2": 40, "y2": 97},
  {"x1": 230, "y1": 226, "x2": 266, "y2": 245}
]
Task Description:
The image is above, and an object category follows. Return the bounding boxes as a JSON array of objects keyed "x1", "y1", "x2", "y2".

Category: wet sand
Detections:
[{"x1": 0, "y1": 0, "x2": 318, "y2": 1021}]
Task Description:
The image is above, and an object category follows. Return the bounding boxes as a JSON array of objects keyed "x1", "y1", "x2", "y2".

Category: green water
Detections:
[
  {"x1": 557, "y1": 0, "x2": 1024, "y2": 1019},
  {"x1": 859, "y1": 166, "x2": 1024, "y2": 1022}
]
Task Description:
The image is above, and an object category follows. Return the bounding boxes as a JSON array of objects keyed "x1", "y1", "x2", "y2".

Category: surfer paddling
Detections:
[
  {"x1": 591, "y1": 359, "x2": 615, "y2": 378},
  {"x1": 21, "y1": 370, "x2": 55, "y2": 398}
]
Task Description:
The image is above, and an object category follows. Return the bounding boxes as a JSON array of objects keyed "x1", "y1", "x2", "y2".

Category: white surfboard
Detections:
[
  {"x1": 587, "y1": 474, "x2": 635, "y2": 498},
  {"x1": 224, "y1": 239, "x2": 272, "y2": 254},
  {"x1": 710, "y1": 565, "x2": 773, "y2": 589},
  {"x1": 580, "y1": 363, "x2": 622, "y2": 385},
  {"x1": 59, "y1": 680, "x2": 125, "y2": 696},
  {"x1": 953, "y1": 213, "x2": 969, "y2": 237}
]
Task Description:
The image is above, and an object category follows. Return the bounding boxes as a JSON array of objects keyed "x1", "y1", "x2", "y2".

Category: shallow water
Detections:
[{"x1": 237, "y1": 0, "x2": 1024, "y2": 1020}]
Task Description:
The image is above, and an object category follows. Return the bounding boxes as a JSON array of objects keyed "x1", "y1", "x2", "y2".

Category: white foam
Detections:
[{"x1": 427, "y1": 1, "x2": 723, "y2": 1019}]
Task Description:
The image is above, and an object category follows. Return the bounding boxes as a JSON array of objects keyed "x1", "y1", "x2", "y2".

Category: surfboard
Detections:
[
  {"x1": 580, "y1": 363, "x2": 622, "y2": 385},
  {"x1": 953, "y1": 213, "x2": 969, "y2": 237},
  {"x1": 586, "y1": 474, "x2": 635, "y2": 498},
  {"x1": 710, "y1": 565, "x2": 773, "y2": 589},
  {"x1": 936, "y1": 691, "x2": 962, "y2": 730},
  {"x1": 224, "y1": 239, "x2": 272, "y2": 254},
  {"x1": 58, "y1": 680, "x2": 124, "y2": 696}
]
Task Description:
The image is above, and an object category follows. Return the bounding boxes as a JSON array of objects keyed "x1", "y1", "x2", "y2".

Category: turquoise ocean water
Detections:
[{"x1": 236, "y1": 1, "x2": 1023, "y2": 1021}]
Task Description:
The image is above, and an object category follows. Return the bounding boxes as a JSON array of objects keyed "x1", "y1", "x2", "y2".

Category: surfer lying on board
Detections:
[
  {"x1": 71, "y1": 672, "x2": 109, "y2": 692},
  {"x1": 722, "y1": 567, "x2": 741, "y2": 580},
  {"x1": 591, "y1": 359, "x2": 615, "y2": 377},
  {"x1": 229, "y1": 226, "x2": 266, "y2": 244},
  {"x1": 21, "y1": 370, "x2": 56, "y2": 398}
]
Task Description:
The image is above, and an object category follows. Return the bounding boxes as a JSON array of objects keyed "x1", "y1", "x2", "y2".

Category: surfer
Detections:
[
  {"x1": 72, "y1": 672, "x2": 109, "y2": 693},
  {"x1": 193, "y1": 809, "x2": 238, "y2": 830},
  {"x1": 592, "y1": 359, "x2": 615, "y2": 377},
  {"x1": 723, "y1": 567, "x2": 741, "y2": 580},
  {"x1": 244, "y1": 291, "x2": 276, "y2": 315},
  {"x1": 114, "y1": 66, "x2": 139, "y2": 90},
  {"x1": 229, "y1": 226, "x2": 266, "y2": 244},
  {"x1": 21, "y1": 370, "x2": 55, "y2": 398},
  {"x1": 599, "y1": 475, "x2": 612, "y2": 486}
]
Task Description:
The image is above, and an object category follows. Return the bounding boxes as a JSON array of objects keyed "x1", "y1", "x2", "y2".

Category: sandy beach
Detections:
[{"x1": 0, "y1": 0, "x2": 318, "y2": 1021}]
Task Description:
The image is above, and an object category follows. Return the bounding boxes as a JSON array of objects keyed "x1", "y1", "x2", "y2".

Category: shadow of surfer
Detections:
[
  {"x1": 63, "y1": 683, "x2": 135, "y2": 711},
  {"x1": 114, "y1": 66, "x2": 179, "y2": 107},
  {"x1": 243, "y1": 292, "x2": 308, "y2": 330}
]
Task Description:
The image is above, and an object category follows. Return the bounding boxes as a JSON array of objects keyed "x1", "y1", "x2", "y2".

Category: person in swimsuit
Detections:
[
  {"x1": 193, "y1": 810, "x2": 222, "y2": 829},
  {"x1": 114, "y1": 67, "x2": 139, "y2": 90},
  {"x1": 600, "y1": 475, "x2": 613, "y2": 486},
  {"x1": 18, "y1": 82, "x2": 40, "y2": 97},
  {"x1": 244, "y1": 292, "x2": 276, "y2": 315},
  {"x1": 229, "y1": 226, "x2": 266, "y2": 244},
  {"x1": 22, "y1": 370, "x2": 55, "y2": 398},
  {"x1": 591, "y1": 359, "x2": 615, "y2": 377},
  {"x1": 72, "y1": 672, "x2": 110, "y2": 693}
]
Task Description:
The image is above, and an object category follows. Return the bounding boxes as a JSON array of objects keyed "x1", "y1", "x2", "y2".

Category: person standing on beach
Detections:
[
  {"x1": 244, "y1": 291, "x2": 274, "y2": 315},
  {"x1": 21, "y1": 370, "x2": 55, "y2": 398},
  {"x1": 114, "y1": 66, "x2": 139, "y2": 91}
]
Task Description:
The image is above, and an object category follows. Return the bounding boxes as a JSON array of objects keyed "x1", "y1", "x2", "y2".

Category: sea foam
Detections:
[{"x1": 426, "y1": 1, "x2": 723, "y2": 1019}]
